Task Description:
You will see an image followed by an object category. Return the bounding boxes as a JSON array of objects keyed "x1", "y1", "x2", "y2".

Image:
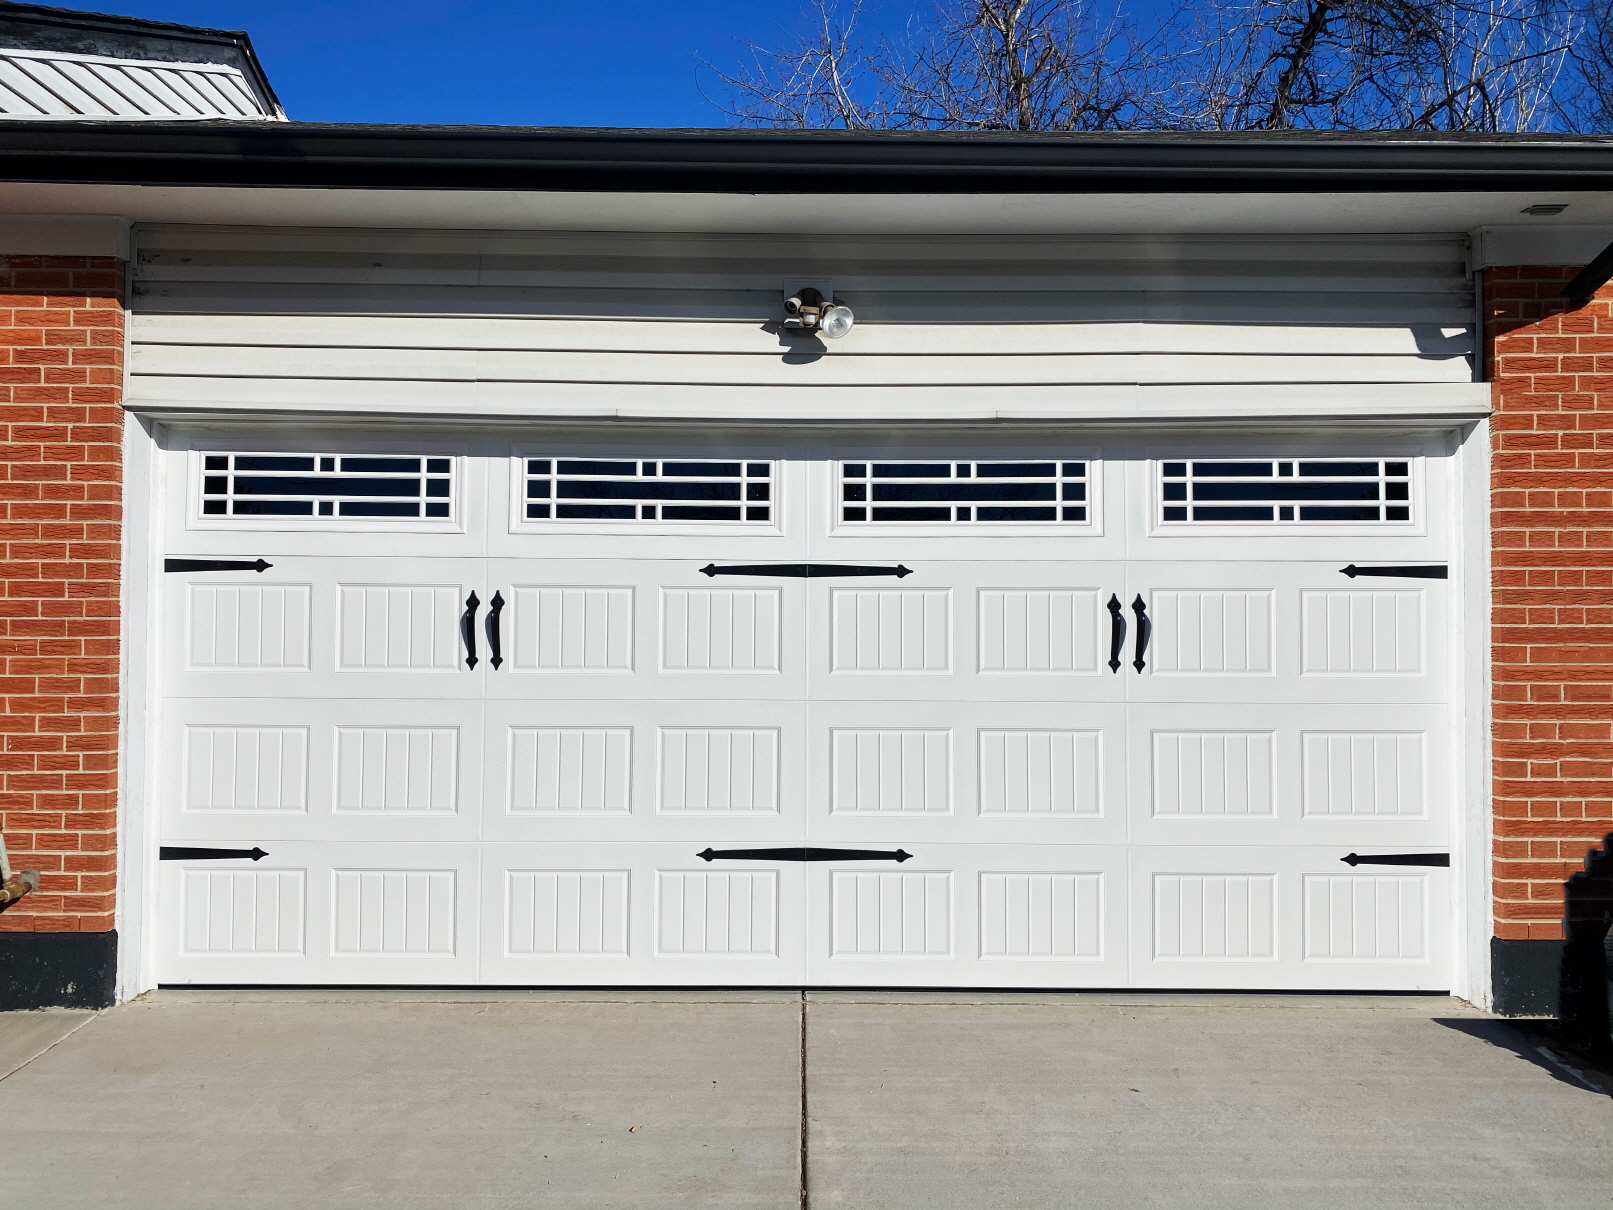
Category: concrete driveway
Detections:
[{"x1": 1, "y1": 990, "x2": 1607, "y2": 1210}]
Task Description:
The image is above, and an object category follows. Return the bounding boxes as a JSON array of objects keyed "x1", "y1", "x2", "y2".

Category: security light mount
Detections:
[{"x1": 782, "y1": 285, "x2": 855, "y2": 338}]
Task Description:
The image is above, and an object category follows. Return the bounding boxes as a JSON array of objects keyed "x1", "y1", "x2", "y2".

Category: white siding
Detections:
[{"x1": 128, "y1": 227, "x2": 1475, "y2": 417}]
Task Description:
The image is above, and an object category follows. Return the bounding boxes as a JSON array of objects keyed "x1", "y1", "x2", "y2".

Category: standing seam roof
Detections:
[{"x1": 0, "y1": 45, "x2": 275, "y2": 119}]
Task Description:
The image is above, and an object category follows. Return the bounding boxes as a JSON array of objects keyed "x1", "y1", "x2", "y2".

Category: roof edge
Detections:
[{"x1": 3, "y1": 120, "x2": 1613, "y2": 194}]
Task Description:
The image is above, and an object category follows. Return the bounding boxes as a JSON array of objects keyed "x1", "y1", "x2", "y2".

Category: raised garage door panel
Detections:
[
  {"x1": 165, "y1": 557, "x2": 487, "y2": 701},
  {"x1": 1125, "y1": 562, "x2": 1446, "y2": 705}
]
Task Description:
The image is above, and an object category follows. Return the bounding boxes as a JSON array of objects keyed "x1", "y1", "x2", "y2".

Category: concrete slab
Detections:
[
  {"x1": 804, "y1": 994, "x2": 1613, "y2": 1210},
  {"x1": 0, "y1": 1009, "x2": 94, "y2": 1079},
  {"x1": 153, "y1": 987, "x2": 803, "y2": 1005},
  {"x1": 0, "y1": 992, "x2": 802, "y2": 1210}
]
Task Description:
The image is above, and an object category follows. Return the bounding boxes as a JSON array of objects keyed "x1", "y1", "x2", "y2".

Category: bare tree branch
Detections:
[{"x1": 705, "y1": 0, "x2": 1598, "y2": 133}]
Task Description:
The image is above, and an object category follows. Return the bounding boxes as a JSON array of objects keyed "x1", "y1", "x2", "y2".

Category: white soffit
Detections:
[
  {"x1": 0, "y1": 47, "x2": 275, "y2": 121},
  {"x1": 1, "y1": 181, "x2": 1612, "y2": 236}
]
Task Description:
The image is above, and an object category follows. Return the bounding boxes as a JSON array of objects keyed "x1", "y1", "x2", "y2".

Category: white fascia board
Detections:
[
  {"x1": 123, "y1": 381, "x2": 1492, "y2": 425},
  {"x1": 2, "y1": 214, "x2": 129, "y2": 258},
  {"x1": 1474, "y1": 224, "x2": 1613, "y2": 269}
]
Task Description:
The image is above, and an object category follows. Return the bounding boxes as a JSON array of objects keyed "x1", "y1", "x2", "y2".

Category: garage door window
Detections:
[
  {"x1": 523, "y1": 458, "x2": 773, "y2": 523},
  {"x1": 839, "y1": 460, "x2": 1088, "y2": 523},
  {"x1": 199, "y1": 453, "x2": 455, "y2": 520},
  {"x1": 1158, "y1": 459, "x2": 1413, "y2": 525}
]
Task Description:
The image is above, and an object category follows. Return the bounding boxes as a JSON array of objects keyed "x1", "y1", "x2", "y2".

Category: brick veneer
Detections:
[
  {"x1": 1486, "y1": 265, "x2": 1613, "y2": 956},
  {"x1": 0, "y1": 254, "x2": 123, "y2": 937}
]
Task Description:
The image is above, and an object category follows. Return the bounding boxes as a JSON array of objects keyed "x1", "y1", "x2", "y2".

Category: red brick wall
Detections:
[
  {"x1": 0, "y1": 255, "x2": 123, "y2": 935},
  {"x1": 1486, "y1": 265, "x2": 1613, "y2": 943}
]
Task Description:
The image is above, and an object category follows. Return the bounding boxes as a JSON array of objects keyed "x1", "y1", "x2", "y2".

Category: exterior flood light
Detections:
[
  {"x1": 818, "y1": 303, "x2": 855, "y2": 339},
  {"x1": 783, "y1": 286, "x2": 854, "y2": 338}
]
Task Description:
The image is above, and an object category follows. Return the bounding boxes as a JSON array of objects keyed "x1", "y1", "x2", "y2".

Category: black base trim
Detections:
[
  {"x1": 0, "y1": 930, "x2": 116, "y2": 1010},
  {"x1": 1491, "y1": 936, "x2": 1565, "y2": 1017}
]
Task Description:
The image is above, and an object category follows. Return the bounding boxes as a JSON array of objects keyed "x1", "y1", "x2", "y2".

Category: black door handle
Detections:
[
  {"x1": 697, "y1": 846, "x2": 912, "y2": 862},
  {"x1": 487, "y1": 591, "x2": 505, "y2": 670},
  {"x1": 1106, "y1": 593, "x2": 1124, "y2": 673},
  {"x1": 1130, "y1": 595, "x2": 1151, "y2": 672},
  {"x1": 462, "y1": 591, "x2": 480, "y2": 669}
]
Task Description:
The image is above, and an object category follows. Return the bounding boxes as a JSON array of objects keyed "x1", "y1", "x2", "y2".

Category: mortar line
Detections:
[
  {"x1": 0, "y1": 1011, "x2": 98, "y2": 1084},
  {"x1": 799, "y1": 988, "x2": 809, "y2": 1210}
]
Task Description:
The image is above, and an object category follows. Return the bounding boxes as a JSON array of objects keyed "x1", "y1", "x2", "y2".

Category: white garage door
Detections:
[{"x1": 154, "y1": 434, "x2": 1454, "y2": 989}]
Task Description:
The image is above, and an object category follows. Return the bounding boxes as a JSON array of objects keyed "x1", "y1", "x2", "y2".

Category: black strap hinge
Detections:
[
  {"x1": 697, "y1": 846, "x2": 912, "y2": 862},
  {"x1": 1340, "y1": 565, "x2": 1447, "y2": 580},
  {"x1": 165, "y1": 558, "x2": 272, "y2": 573}
]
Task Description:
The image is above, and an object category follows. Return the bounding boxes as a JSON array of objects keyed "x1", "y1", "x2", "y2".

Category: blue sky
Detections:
[{"x1": 102, "y1": 1, "x2": 918, "y2": 126}]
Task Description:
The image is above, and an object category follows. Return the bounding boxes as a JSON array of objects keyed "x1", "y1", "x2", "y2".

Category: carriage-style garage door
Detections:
[{"x1": 154, "y1": 433, "x2": 1454, "y2": 989}]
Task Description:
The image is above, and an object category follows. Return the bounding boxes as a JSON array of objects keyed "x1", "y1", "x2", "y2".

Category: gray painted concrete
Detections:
[
  {"x1": 1, "y1": 991, "x2": 1608, "y2": 1209},
  {"x1": 0, "y1": 991, "x2": 802, "y2": 1210},
  {"x1": 0, "y1": 1008, "x2": 94, "y2": 1079},
  {"x1": 804, "y1": 993, "x2": 1612, "y2": 1210}
]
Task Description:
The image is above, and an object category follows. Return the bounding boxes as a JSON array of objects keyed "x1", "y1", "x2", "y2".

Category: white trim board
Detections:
[{"x1": 122, "y1": 381, "x2": 1493, "y2": 424}]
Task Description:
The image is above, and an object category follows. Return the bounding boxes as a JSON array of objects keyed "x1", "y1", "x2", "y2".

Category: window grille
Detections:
[
  {"x1": 524, "y1": 459, "x2": 773, "y2": 523},
  {"x1": 200, "y1": 454, "x2": 454, "y2": 519},
  {"x1": 838, "y1": 461, "x2": 1087, "y2": 524},
  {"x1": 1158, "y1": 459, "x2": 1412, "y2": 524}
]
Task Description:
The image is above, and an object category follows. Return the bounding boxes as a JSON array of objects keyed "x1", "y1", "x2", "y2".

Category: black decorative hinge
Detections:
[
  {"x1": 165, "y1": 558, "x2": 272, "y2": 573},
  {"x1": 700, "y1": 564, "x2": 912, "y2": 579},
  {"x1": 697, "y1": 846, "x2": 912, "y2": 862},
  {"x1": 1341, "y1": 852, "x2": 1450, "y2": 867},
  {"x1": 1340, "y1": 565, "x2": 1448, "y2": 580},
  {"x1": 160, "y1": 846, "x2": 269, "y2": 861}
]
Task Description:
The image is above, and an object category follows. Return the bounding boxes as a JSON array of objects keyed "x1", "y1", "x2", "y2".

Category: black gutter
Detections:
[{"x1": 2, "y1": 121, "x2": 1613, "y2": 193}]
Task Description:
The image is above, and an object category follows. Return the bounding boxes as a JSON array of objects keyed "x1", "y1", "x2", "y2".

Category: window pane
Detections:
[
  {"x1": 197, "y1": 452, "x2": 455, "y2": 524},
  {"x1": 839, "y1": 460, "x2": 1088, "y2": 526},
  {"x1": 1161, "y1": 458, "x2": 1414, "y2": 526},
  {"x1": 524, "y1": 457, "x2": 775, "y2": 526}
]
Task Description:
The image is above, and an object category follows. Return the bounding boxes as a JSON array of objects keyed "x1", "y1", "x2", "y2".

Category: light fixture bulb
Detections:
[{"x1": 819, "y1": 303, "x2": 855, "y2": 339}]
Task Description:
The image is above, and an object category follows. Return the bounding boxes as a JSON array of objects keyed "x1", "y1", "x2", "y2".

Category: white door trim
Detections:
[
  {"x1": 116, "y1": 413, "x2": 164, "y2": 1001},
  {"x1": 1454, "y1": 417, "x2": 1494, "y2": 1008},
  {"x1": 116, "y1": 414, "x2": 1493, "y2": 997}
]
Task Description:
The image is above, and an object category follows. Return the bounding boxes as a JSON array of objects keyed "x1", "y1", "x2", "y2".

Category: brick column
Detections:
[
  {"x1": 0, "y1": 254, "x2": 122, "y2": 1008},
  {"x1": 1485, "y1": 264, "x2": 1613, "y2": 1013}
]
